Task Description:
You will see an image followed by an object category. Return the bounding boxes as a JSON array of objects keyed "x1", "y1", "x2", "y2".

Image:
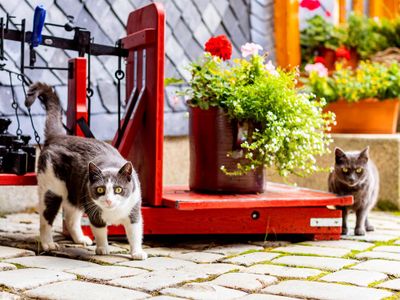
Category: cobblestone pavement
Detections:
[{"x1": 0, "y1": 211, "x2": 400, "y2": 299}]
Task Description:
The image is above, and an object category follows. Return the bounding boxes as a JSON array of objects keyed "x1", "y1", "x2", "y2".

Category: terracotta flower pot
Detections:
[
  {"x1": 319, "y1": 47, "x2": 359, "y2": 71},
  {"x1": 319, "y1": 47, "x2": 336, "y2": 71},
  {"x1": 341, "y1": 48, "x2": 359, "y2": 69},
  {"x1": 189, "y1": 107, "x2": 265, "y2": 193},
  {"x1": 324, "y1": 98, "x2": 399, "y2": 133}
]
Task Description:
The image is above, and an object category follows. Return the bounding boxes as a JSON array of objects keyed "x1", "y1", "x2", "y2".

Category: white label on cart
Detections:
[{"x1": 310, "y1": 218, "x2": 342, "y2": 227}]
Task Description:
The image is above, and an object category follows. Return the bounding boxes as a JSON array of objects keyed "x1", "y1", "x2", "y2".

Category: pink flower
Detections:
[
  {"x1": 241, "y1": 43, "x2": 263, "y2": 57},
  {"x1": 171, "y1": 95, "x2": 180, "y2": 107},
  {"x1": 305, "y1": 62, "x2": 328, "y2": 77},
  {"x1": 265, "y1": 60, "x2": 279, "y2": 76}
]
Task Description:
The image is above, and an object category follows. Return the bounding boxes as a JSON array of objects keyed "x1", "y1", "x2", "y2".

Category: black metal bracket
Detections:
[
  {"x1": 3, "y1": 27, "x2": 128, "y2": 57},
  {"x1": 0, "y1": 14, "x2": 128, "y2": 70}
]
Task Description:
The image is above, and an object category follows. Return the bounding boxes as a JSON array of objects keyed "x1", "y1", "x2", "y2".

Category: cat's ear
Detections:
[
  {"x1": 335, "y1": 147, "x2": 347, "y2": 164},
  {"x1": 88, "y1": 162, "x2": 103, "y2": 183},
  {"x1": 358, "y1": 146, "x2": 369, "y2": 163},
  {"x1": 119, "y1": 162, "x2": 133, "y2": 182}
]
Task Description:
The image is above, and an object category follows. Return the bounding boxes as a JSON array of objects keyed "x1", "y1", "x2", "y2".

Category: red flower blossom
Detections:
[
  {"x1": 335, "y1": 47, "x2": 351, "y2": 60},
  {"x1": 300, "y1": 0, "x2": 320, "y2": 10},
  {"x1": 314, "y1": 56, "x2": 326, "y2": 65},
  {"x1": 300, "y1": 0, "x2": 332, "y2": 17},
  {"x1": 204, "y1": 35, "x2": 232, "y2": 61}
]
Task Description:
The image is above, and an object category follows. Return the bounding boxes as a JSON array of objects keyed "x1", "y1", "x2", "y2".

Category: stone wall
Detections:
[{"x1": 0, "y1": 0, "x2": 274, "y2": 139}]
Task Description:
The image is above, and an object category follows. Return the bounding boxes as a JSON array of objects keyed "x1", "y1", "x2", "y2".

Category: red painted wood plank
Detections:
[
  {"x1": 67, "y1": 58, "x2": 87, "y2": 137},
  {"x1": 78, "y1": 206, "x2": 342, "y2": 239},
  {"x1": 122, "y1": 29, "x2": 156, "y2": 50},
  {"x1": 0, "y1": 172, "x2": 37, "y2": 185},
  {"x1": 162, "y1": 183, "x2": 353, "y2": 210},
  {"x1": 113, "y1": 3, "x2": 165, "y2": 206}
]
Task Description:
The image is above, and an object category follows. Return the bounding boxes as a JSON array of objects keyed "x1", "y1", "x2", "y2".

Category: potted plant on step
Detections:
[
  {"x1": 185, "y1": 35, "x2": 334, "y2": 193},
  {"x1": 304, "y1": 61, "x2": 400, "y2": 133}
]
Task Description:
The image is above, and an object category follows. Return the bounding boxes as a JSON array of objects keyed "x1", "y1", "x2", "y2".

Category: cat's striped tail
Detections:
[{"x1": 25, "y1": 82, "x2": 65, "y2": 138}]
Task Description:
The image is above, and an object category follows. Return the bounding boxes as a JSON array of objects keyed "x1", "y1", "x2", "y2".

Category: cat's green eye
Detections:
[
  {"x1": 114, "y1": 186, "x2": 123, "y2": 194},
  {"x1": 356, "y1": 168, "x2": 363, "y2": 174},
  {"x1": 342, "y1": 167, "x2": 349, "y2": 173},
  {"x1": 96, "y1": 186, "x2": 105, "y2": 194}
]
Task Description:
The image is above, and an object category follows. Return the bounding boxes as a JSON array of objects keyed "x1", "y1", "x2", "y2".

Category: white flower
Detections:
[
  {"x1": 265, "y1": 60, "x2": 279, "y2": 76},
  {"x1": 241, "y1": 42, "x2": 263, "y2": 57}
]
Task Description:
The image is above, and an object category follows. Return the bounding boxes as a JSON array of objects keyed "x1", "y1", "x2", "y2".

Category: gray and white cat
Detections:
[
  {"x1": 328, "y1": 147, "x2": 379, "y2": 236},
  {"x1": 25, "y1": 82, "x2": 147, "y2": 260}
]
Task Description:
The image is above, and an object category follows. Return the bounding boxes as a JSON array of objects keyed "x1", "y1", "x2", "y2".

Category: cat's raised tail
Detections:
[{"x1": 25, "y1": 82, "x2": 64, "y2": 139}]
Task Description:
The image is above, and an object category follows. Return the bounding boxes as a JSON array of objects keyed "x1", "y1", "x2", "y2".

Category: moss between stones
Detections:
[
  {"x1": 382, "y1": 292, "x2": 400, "y2": 300},
  {"x1": 75, "y1": 274, "x2": 86, "y2": 281},
  {"x1": 270, "y1": 251, "x2": 336, "y2": 258},
  {"x1": 373, "y1": 240, "x2": 398, "y2": 247},
  {"x1": 342, "y1": 262, "x2": 360, "y2": 269},
  {"x1": 261, "y1": 260, "x2": 324, "y2": 270},
  {"x1": 10, "y1": 263, "x2": 27, "y2": 269},
  {"x1": 87, "y1": 258, "x2": 113, "y2": 266},
  {"x1": 368, "y1": 279, "x2": 388, "y2": 287},
  {"x1": 237, "y1": 249, "x2": 264, "y2": 256},
  {"x1": 305, "y1": 271, "x2": 330, "y2": 281},
  {"x1": 0, "y1": 284, "x2": 12, "y2": 292},
  {"x1": 342, "y1": 249, "x2": 363, "y2": 259}
]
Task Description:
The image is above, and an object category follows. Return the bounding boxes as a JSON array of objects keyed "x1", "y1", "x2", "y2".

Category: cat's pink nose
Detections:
[{"x1": 105, "y1": 199, "x2": 112, "y2": 206}]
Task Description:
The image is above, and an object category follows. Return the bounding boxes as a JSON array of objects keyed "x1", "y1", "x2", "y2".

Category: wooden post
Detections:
[
  {"x1": 385, "y1": 0, "x2": 400, "y2": 19},
  {"x1": 352, "y1": 0, "x2": 364, "y2": 14},
  {"x1": 338, "y1": 0, "x2": 347, "y2": 23},
  {"x1": 369, "y1": 0, "x2": 383, "y2": 17},
  {"x1": 274, "y1": 0, "x2": 300, "y2": 68},
  {"x1": 370, "y1": 0, "x2": 400, "y2": 19}
]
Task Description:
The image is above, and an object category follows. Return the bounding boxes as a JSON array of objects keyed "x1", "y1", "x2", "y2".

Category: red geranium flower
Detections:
[
  {"x1": 314, "y1": 56, "x2": 326, "y2": 65},
  {"x1": 300, "y1": 0, "x2": 320, "y2": 10},
  {"x1": 335, "y1": 47, "x2": 351, "y2": 60},
  {"x1": 300, "y1": 0, "x2": 331, "y2": 17},
  {"x1": 204, "y1": 35, "x2": 232, "y2": 61}
]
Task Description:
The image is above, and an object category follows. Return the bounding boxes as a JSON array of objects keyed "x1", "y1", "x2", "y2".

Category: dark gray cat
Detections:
[
  {"x1": 328, "y1": 147, "x2": 379, "y2": 236},
  {"x1": 25, "y1": 82, "x2": 147, "y2": 259}
]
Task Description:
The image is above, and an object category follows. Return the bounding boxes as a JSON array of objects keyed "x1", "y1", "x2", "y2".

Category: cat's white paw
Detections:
[
  {"x1": 75, "y1": 236, "x2": 93, "y2": 246},
  {"x1": 42, "y1": 242, "x2": 60, "y2": 251},
  {"x1": 131, "y1": 250, "x2": 148, "y2": 260},
  {"x1": 95, "y1": 246, "x2": 109, "y2": 255}
]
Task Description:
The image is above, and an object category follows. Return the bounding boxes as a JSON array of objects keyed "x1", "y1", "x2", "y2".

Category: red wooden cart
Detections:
[{"x1": 1, "y1": 3, "x2": 352, "y2": 240}]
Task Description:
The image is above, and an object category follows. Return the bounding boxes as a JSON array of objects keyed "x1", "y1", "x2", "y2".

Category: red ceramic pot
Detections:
[{"x1": 189, "y1": 106, "x2": 265, "y2": 193}]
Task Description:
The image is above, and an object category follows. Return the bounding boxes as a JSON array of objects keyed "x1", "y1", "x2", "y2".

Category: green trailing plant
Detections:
[
  {"x1": 185, "y1": 53, "x2": 231, "y2": 109},
  {"x1": 300, "y1": 13, "x2": 396, "y2": 63},
  {"x1": 300, "y1": 15, "x2": 342, "y2": 64},
  {"x1": 343, "y1": 13, "x2": 388, "y2": 59},
  {"x1": 185, "y1": 38, "x2": 334, "y2": 177},
  {"x1": 375, "y1": 17, "x2": 400, "y2": 49},
  {"x1": 304, "y1": 61, "x2": 400, "y2": 103}
]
